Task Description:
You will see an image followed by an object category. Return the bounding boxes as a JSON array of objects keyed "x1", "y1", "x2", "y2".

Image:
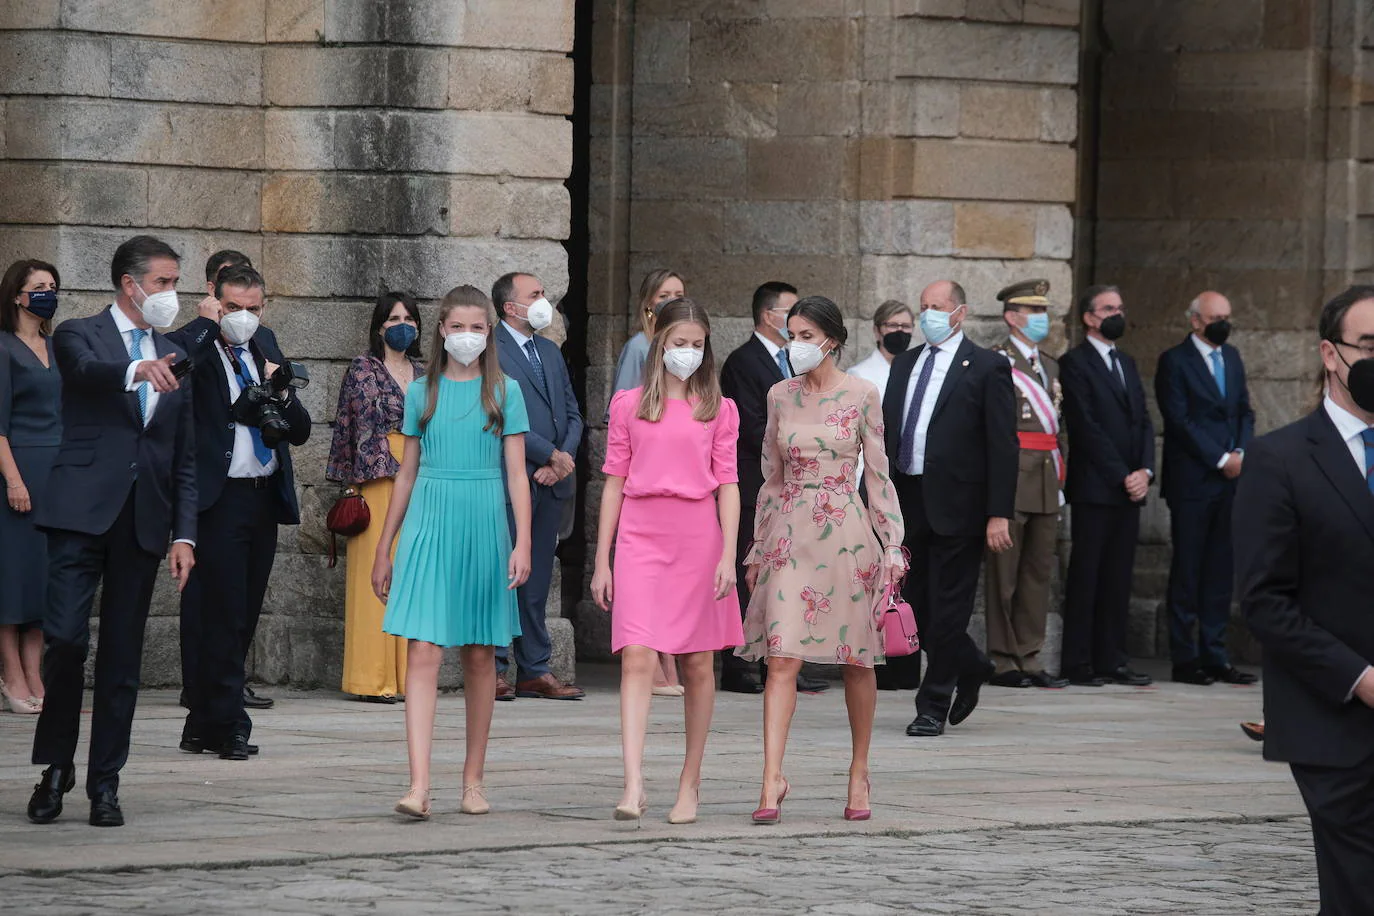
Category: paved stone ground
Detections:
[{"x1": 0, "y1": 661, "x2": 1316, "y2": 914}]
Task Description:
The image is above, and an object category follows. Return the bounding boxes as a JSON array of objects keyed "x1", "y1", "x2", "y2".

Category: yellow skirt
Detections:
[{"x1": 341, "y1": 432, "x2": 408, "y2": 698}]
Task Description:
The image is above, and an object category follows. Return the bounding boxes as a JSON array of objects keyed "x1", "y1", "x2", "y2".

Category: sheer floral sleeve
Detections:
[
  {"x1": 859, "y1": 382, "x2": 904, "y2": 551},
  {"x1": 748, "y1": 384, "x2": 786, "y2": 566}
]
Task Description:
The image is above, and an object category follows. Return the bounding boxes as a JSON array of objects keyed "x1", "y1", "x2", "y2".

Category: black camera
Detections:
[{"x1": 232, "y1": 361, "x2": 311, "y2": 449}]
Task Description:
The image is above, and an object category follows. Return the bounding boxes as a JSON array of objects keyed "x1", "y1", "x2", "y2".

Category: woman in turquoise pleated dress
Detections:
[{"x1": 371, "y1": 285, "x2": 533, "y2": 820}]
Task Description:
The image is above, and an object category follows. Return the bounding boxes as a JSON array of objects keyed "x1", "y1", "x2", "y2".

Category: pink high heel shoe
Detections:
[
  {"x1": 844, "y1": 777, "x2": 872, "y2": 821},
  {"x1": 751, "y1": 778, "x2": 789, "y2": 825}
]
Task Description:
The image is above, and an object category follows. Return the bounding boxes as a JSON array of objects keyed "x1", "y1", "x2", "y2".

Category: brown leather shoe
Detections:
[
  {"x1": 515, "y1": 673, "x2": 585, "y2": 700},
  {"x1": 495, "y1": 675, "x2": 516, "y2": 702}
]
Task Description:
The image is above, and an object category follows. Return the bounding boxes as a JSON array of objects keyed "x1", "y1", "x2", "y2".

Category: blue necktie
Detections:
[
  {"x1": 897, "y1": 346, "x2": 939, "y2": 474},
  {"x1": 775, "y1": 348, "x2": 791, "y2": 379},
  {"x1": 1362, "y1": 429, "x2": 1374, "y2": 496},
  {"x1": 128, "y1": 328, "x2": 149, "y2": 424},
  {"x1": 1210, "y1": 349, "x2": 1226, "y2": 398},
  {"x1": 524, "y1": 340, "x2": 547, "y2": 393},
  {"x1": 234, "y1": 347, "x2": 274, "y2": 467}
]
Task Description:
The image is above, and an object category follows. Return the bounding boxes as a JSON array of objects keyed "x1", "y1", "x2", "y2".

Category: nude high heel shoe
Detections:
[
  {"x1": 613, "y1": 795, "x2": 648, "y2": 821},
  {"x1": 1, "y1": 680, "x2": 38, "y2": 715}
]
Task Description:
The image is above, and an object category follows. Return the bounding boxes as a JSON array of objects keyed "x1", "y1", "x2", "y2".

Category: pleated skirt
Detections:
[{"x1": 381, "y1": 468, "x2": 522, "y2": 648}]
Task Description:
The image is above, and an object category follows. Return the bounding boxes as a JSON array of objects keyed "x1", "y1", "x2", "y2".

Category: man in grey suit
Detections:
[{"x1": 493, "y1": 272, "x2": 585, "y2": 700}]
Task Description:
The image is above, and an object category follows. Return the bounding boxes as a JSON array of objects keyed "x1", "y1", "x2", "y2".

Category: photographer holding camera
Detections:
[{"x1": 172, "y1": 264, "x2": 311, "y2": 760}]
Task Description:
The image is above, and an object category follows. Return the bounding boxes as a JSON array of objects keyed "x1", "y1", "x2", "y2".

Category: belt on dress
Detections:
[{"x1": 418, "y1": 468, "x2": 503, "y2": 480}]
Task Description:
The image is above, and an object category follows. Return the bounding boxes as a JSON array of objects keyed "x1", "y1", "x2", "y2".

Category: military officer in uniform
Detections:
[{"x1": 985, "y1": 280, "x2": 1070, "y2": 689}]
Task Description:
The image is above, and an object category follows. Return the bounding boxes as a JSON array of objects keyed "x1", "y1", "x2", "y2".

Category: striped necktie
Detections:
[
  {"x1": 1362, "y1": 429, "x2": 1374, "y2": 496},
  {"x1": 129, "y1": 328, "x2": 149, "y2": 423}
]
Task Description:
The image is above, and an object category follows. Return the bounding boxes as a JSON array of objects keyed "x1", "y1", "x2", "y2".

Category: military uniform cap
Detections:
[{"x1": 997, "y1": 278, "x2": 1051, "y2": 307}]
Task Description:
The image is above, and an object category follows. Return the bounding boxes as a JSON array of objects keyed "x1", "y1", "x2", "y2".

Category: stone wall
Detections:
[
  {"x1": 1091, "y1": 0, "x2": 1372, "y2": 660},
  {"x1": 0, "y1": 0, "x2": 576, "y2": 687},
  {"x1": 581, "y1": 0, "x2": 1083, "y2": 664}
]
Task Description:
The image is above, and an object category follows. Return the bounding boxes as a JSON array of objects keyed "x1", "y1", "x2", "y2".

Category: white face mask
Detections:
[
  {"x1": 444, "y1": 331, "x2": 487, "y2": 366},
  {"x1": 521, "y1": 297, "x2": 554, "y2": 331},
  {"x1": 220, "y1": 310, "x2": 260, "y2": 346},
  {"x1": 135, "y1": 282, "x2": 181, "y2": 329},
  {"x1": 787, "y1": 340, "x2": 831, "y2": 374},
  {"x1": 663, "y1": 346, "x2": 703, "y2": 381}
]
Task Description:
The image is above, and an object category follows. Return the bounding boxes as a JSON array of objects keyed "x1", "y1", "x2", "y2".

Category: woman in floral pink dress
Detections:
[{"x1": 736, "y1": 295, "x2": 906, "y2": 823}]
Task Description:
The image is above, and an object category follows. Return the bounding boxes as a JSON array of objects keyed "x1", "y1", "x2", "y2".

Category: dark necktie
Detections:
[
  {"x1": 1029, "y1": 351, "x2": 1046, "y2": 388},
  {"x1": 897, "y1": 346, "x2": 939, "y2": 474},
  {"x1": 524, "y1": 339, "x2": 547, "y2": 392},
  {"x1": 234, "y1": 347, "x2": 274, "y2": 467},
  {"x1": 1108, "y1": 349, "x2": 1126, "y2": 391},
  {"x1": 1362, "y1": 429, "x2": 1374, "y2": 496}
]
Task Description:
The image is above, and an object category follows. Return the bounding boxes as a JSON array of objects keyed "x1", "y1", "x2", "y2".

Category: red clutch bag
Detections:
[{"x1": 325, "y1": 488, "x2": 370, "y2": 568}]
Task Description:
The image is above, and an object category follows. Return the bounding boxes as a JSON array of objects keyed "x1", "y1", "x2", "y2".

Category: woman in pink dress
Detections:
[
  {"x1": 737, "y1": 295, "x2": 906, "y2": 823},
  {"x1": 591, "y1": 298, "x2": 743, "y2": 825}
]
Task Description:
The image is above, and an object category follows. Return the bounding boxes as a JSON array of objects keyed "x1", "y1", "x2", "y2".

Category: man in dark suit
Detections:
[
  {"x1": 1155, "y1": 290, "x2": 1257, "y2": 686},
  {"x1": 718, "y1": 281, "x2": 827, "y2": 695},
  {"x1": 1058, "y1": 284, "x2": 1154, "y2": 687},
  {"x1": 27, "y1": 235, "x2": 200, "y2": 827},
  {"x1": 177, "y1": 248, "x2": 277, "y2": 713},
  {"x1": 170, "y1": 265, "x2": 310, "y2": 760},
  {"x1": 1235, "y1": 286, "x2": 1374, "y2": 915},
  {"x1": 883, "y1": 279, "x2": 1019, "y2": 737},
  {"x1": 493, "y1": 272, "x2": 585, "y2": 700}
]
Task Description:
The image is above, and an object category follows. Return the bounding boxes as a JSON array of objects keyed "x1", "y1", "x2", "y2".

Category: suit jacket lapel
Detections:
[
  {"x1": 95, "y1": 309, "x2": 145, "y2": 428},
  {"x1": 1084, "y1": 341, "x2": 1129, "y2": 408},
  {"x1": 1308, "y1": 409, "x2": 1374, "y2": 546},
  {"x1": 497, "y1": 323, "x2": 551, "y2": 407},
  {"x1": 1183, "y1": 338, "x2": 1223, "y2": 404},
  {"x1": 748, "y1": 335, "x2": 785, "y2": 382},
  {"x1": 930, "y1": 337, "x2": 975, "y2": 422}
]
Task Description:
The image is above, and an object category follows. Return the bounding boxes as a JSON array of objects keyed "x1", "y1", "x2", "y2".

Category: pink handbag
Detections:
[{"x1": 875, "y1": 580, "x2": 919, "y2": 658}]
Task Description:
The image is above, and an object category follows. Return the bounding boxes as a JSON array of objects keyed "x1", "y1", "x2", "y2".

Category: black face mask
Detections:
[
  {"x1": 1202, "y1": 319, "x2": 1231, "y2": 346},
  {"x1": 882, "y1": 330, "x2": 911, "y2": 355},
  {"x1": 1097, "y1": 313, "x2": 1126, "y2": 341},
  {"x1": 1337, "y1": 348, "x2": 1374, "y2": 413}
]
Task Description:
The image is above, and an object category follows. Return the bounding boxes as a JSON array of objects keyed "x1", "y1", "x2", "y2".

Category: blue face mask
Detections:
[
  {"x1": 919, "y1": 306, "x2": 961, "y2": 347},
  {"x1": 23, "y1": 289, "x2": 58, "y2": 321},
  {"x1": 383, "y1": 323, "x2": 418, "y2": 352},
  {"x1": 1022, "y1": 313, "x2": 1050, "y2": 343}
]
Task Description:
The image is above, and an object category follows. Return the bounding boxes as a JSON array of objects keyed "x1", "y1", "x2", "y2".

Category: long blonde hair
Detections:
[
  {"x1": 636, "y1": 297, "x2": 721, "y2": 423},
  {"x1": 419, "y1": 285, "x2": 507, "y2": 435},
  {"x1": 637, "y1": 268, "x2": 685, "y2": 338}
]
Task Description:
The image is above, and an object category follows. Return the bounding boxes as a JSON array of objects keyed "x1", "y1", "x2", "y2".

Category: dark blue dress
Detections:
[{"x1": 0, "y1": 332, "x2": 61, "y2": 626}]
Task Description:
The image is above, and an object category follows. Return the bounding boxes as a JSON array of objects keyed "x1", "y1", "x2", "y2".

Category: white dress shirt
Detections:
[
  {"x1": 503, "y1": 319, "x2": 534, "y2": 349},
  {"x1": 848, "y1": 349, "x2": 891, "y2": 395},
  {"x1": 112, "y1": 305, "x2": 162, "y2": 426},
  {"x1": 1322, "y1": 394, "x2": 1374, "y2": 701},
  {"x1": 1009, "y1": 335, "x2": 1046, "y2": 387},
  {"x1": 900, "y1": 331, "x2": 963, "y2": 475},
  {"x1": 1192, "y1": 333, "x2": 1236, "y2": 469},
  {"x1": 219, "y1": 341, "x2": 279, "y2": 478},
  {"x1": 1086, "y1": 332, "x2": 1117, "y2": 374},
  {"x1": 753, "y1": 330, "x2": 791, "y2": 379}
]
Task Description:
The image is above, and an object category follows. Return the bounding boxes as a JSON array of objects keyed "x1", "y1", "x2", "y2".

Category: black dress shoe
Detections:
[
  {"x1": 243, "y1": 686, "x2": 274, "y2": 709},
  {"x1": 906, "y1": 714, "x2": 945, "y2": 737},
  {"x1": 1027, "y1": 670, "x2": 1069, "y2": 689},
  {"x1": 1064, "y1": 666, "x2": 1107, "y2": 686},
  {"x1": 1204, "y1": 665, "x2": 1258, "y2": 685},
  {"x1": 181, "y1": 735, "x2": 258, "y2": 755},
  {"x1": 219, "y1": 735, "x2": 252, "y2": 761},
  {"x1": 1172, "y1": 664, "x2": 1215, "y2": 686},
  {"x1": 796, "y1": 673, "x2": 830, "y2": 693},
  {"x1": 989, "y1": 670, "x2": 1033, "y2": 688},
  {"x1": 89, "y1": 790, "x2": 124, "y2": 827},
  {"x1": 1105, "y1": 666, "x2": 1153, "y2": 686},
  {"x1": 27, "y1": 765, "x2": 75, "y2": 824},
  {"x1": 720, "y1": 674, "x2": 765, "y2": 694},
  {"x1": 949, "y1": 659, "x2": 996, "y2": 726}
]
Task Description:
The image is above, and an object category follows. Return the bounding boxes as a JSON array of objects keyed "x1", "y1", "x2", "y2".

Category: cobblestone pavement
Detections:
[
  {"x1": 0, "y1": 662, "x2": 1317, "y2": 913},
  {"x1": 0, "y1": 818, "x2": 1314, "y2": 915}
]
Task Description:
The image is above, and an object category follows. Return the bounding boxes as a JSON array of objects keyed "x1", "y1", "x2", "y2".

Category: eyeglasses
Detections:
[
  {"x1": 878, "y1": 321, "x2": 914, "y2": 333},
  {"x1": 1334, "y1": 339, "x2": 1374, "y2": 359},
  {"x1": 1093, "y1": 305, "x2": 1126, "y2": 317}
]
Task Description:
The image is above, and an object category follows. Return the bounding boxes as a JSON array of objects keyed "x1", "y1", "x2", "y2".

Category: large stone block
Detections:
[
  {"x1": 864, "y1": 80, "x2": 960, "y2": 138},
  {"x1": 1174, "y1": 51, "x2": 1315, "y2": 111},
  {"x1": 746, "y1": 137, "x2": 857, "y2": 200},
  {"x1": 262, "y1": 236, "x2": 385, "y2": 300},
  {"x1": 379, "y1": 238, "x2": 570, "y2": 302},
  {"x1": 1187, "y1": 219, "x2": 1308, "y2": 271},
  {"x1": 1040, "y1": 87, "x2": 1078, "y2": 142},
  {"x1": 952, "y1": 203, "x2": 1037, "y2": 258},
  {"x1": 62, "y1": 0, "x2": 267, "y2": 43},
  {"x1": 333, "y1": 111, "x2": 571, "y2": 179},
  {"x1": 858, "y1": 199, "x2": 955, "y2": 256},
  {"x1": 1035, "y1": 205, "x2": 1074, "y2": 259},
  {"x1": 966, "y1": 0, "x2": 1024, "y2": 25},
  {"x1": 860, "y1": 254, "x2": 1073, "y2": 316},
  {"x1": 266, "y1": 46, "x2": 448, "y2": 109},
  {"x1": 1173, "y1": 160, "x2": 1314, "y2": 220},
  {"x1": 778, "y1": 81, "x2": 862, "y2": 137},
  {"x1": 4, "y1": 97, "x2": 264, "y2": 169},
  {"x1": 633, "y1": 18, "x2": 690, "y2": 85},
  {"x1": 262, "y1": 173, "x2": 448, "y2": 235},
  {"x1": 0, "y1": 163, "x2": 148, "y2": 227},
  {"x1": 629, "y1": 199, "x2": 725, "y2": 253},
  {"x1": 389, "y1": 0, "x2": 575, "y2": 51},
  {"x1": 1095, "y1": 219, "x2": 1191, "y2": 268},
  {"x1": 264, "y1": 109, "x2": 335, "y2": 170},
  {"x1": 960, "y1": 84, "x2": 1042, "y2": 140},
  {"x1": 887, "y1": 139, "x2": 1076, "y2": 203},
  {"x1": 630, "y1": 137, "x2": 746, "y2": 200},
  {"x1": 148, "y1": 168, "x2": 261, "y2": 232},
  {"x1": 893, "y1": 19, "x2": 1079, "y2": 84},
  {"x1": 632, "y1": 83, "x2": 779, "y2": 138},
  {"x1": 249, "y1": 615, "x2": 344, "y2": 687},
  {"x1": 265, "y1": 0, "x2": 323, "y2": 42},
  {"x1": 626, "y1": 250, "x2": 860, "y2": 318},
  {"x1": 691, "y1": 17, "x2": 858, "y2": 83},
  {"x1": 1097, "y1": 110, "x2": 1211, "y2": 160},
  {"x1": 0, "y1": 0, "x2": 59, "y2": 28},
  {"x1": 722, "y1": 200, "x2": 856, "y2": 256},
  {"x1": 1024, "y1": 0, "x2": 1079, "y2": 26},
  {"x1": 0, "y1": 31, "x2": 110, "y2": 96},
  {"x1": 502, "y1": 181, "x2": 573, "y2": 240},
  {"x1": 1097, "y1": 160, "x2": 1176, "y2": 219},
  {"x1": 112, "y1": 38, "x2": 263, "y2": 106},
  {"x1": 1102, "y1": 0, "x2": 1265, "y2": 53},
  {"x1": 449, "y1": 49, "x2": 574, "y2": 115}
]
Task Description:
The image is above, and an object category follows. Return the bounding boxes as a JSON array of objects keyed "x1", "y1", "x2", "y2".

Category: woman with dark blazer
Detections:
[
  {"x1": 327, "y1": 292, "x2": 425, "y2": 703},
  {"x1": 0, "y1": 259, "x2": 62, "y2": 715}
]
